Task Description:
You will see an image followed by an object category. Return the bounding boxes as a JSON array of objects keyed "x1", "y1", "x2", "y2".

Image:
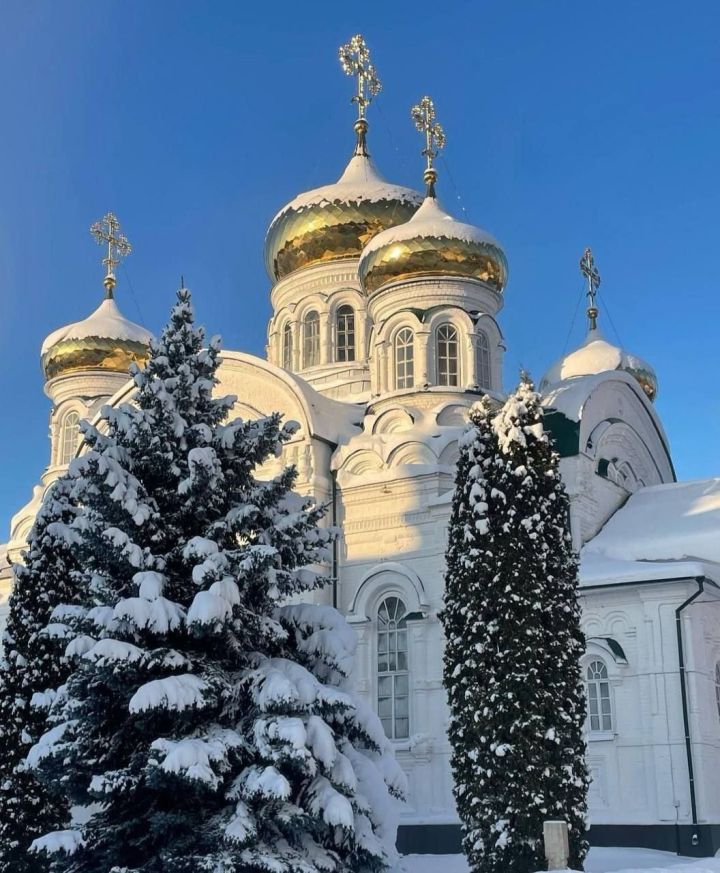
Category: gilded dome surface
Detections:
[
  {"x1": 540, "y1": 328, "x2": 658, "y2": 402},
  {"x1": 264, "y1": 153, "x2": 422, "y2": 281},
  {"x1": 41, "y1": 296, "x2": 153, "y2": 381},
  {"x1": 357, "y1": 196, "x2": 508, "y2": 294}
]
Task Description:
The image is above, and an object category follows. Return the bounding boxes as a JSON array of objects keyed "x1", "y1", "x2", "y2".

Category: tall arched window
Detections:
[
  {"x1": 60, "y1": 411, "x2": 80, "y2": 465},
  {"x1": 336, "y1": 305, "x2": 355, "y2": 363},
  {"x1": 437, "y1": 324, "x2": 459, "y2": 386},
  {"x1": 282, "y1": 321, "x2": 293, "y2": 370},
  {"x1": 377, "y1": 596, "x2": 409, "y2": 740},
  {"x1": 475, "y1": 330, "x2": 491, "y2": 390},
  {"x1": 303, "y1": 311, "x2": 320, "y2": 368},
  {"x1": 586, "y1": 659, "x2": 613, "y2": 732},
  {"x1": 715, "y1": 662, "x2": 720, "y2": 724},
  {"x1": 394, "y1": 328, "x2": 414, "y2": 390}
]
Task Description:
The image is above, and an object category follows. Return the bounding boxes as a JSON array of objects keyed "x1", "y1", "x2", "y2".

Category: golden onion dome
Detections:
[
  {"x1": 357, "y1": 194, "x2": 508, "y2": 295},
  {"x1": 539, "y1": 327, "x2": 658, "y2": 402},
  {"x1": 41, "y1": 295, "x2": 153, "y2": 381},
  {"x1": 264, "y1": 130, "x2": 423, "y2": 282}
]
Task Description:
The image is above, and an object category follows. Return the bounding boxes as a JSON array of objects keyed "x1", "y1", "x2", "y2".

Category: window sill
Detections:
[{"x1": 586, "y1": 730, "x2": 616, "y2": 742}]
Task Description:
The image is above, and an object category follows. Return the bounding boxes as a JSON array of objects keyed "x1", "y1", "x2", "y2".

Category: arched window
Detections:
[
  {"x1": 475, "y1": 330, "x2": 491, "y2": 390},
  {"x1": 336, "y1": 305, "x2": 355, "y2": 363},
  {"x1": 377, "y1": 596, "x2": 409, "y2": 740},
  {"x1": 60, "y1": 411, "x2": 80, "y2": 465},
  {"x1": 715, "y1": 662, "x2": 720, "y2": 723},
  {"x1": 303, "y1": 311, "x2": 320, "y2": 368},
  {"x1": 586, "y1": 659, "x2": 613, "y2": 732},
  {"x1": 437, "y1": 324, "x2": 459, "y2": 386},
  {"x1": 282, "y1": 321, "x2": 293, "y2": 370},
  {"x1": 394, "y1": 328, "x2": 414, "y2": 390}
]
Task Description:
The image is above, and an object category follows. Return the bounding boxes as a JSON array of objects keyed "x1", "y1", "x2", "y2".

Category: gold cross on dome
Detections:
[
  {"x1": 580, "y1": 247, "x2": 601, "y2": 330},
  {"x1": 339, "y1": 34, "x2": 382, "y2": 122},
  {"x1": 90, "y1": 212, "x2": 131, "y2": 297},
  {"x1": 411, "y1": 96, "x2": 446, "y2": 196}
]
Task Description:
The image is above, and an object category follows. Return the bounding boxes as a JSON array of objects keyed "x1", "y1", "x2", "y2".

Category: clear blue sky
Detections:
[{"x1": 1, "y1": 0, "x2": 719, "y2": 529}]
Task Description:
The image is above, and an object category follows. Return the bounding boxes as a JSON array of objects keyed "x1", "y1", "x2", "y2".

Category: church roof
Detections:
[
  {"x1": 358, "y1": 194, "x2": 508, "y2": 294},
  {"x1": 540, "y1": 327, "x2": 657, "y2": 402},
  {"x1": 41, "y1": 296, "x2": 153, "y2": 381},
  {"x1": 41, "y1": 297, "x2": 153, "y2": 355},
  {"x1": 580, "y1": 478, "x2": 720, "y2": 586},
  {"x1": 264, "y1": 151, "x2": 422, "y2": 281},
  {"x1": 541, "y1": 370, "x2": 670, "y2": 460}
]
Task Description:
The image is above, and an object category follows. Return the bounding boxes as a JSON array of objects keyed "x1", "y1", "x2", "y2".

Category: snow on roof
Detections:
[
  {"x1": 42, "y1": 297, "x2": 153, "y2": 353},
  {"x1": 542, "y1": 370, "x2": 638, "y2": 423},
  {"x1": 269, "y1": 154, "x2": 422, "y2": 224},
  {"x1": 360, "y1": 195, "x2": 502, "y2": 258},
  {"x1": 582, "y1": 478, "x2": 720, "y2": 582},
  {"x1": 579, "y1": 552, "x2": 711, "y2": 588},
  {"x1": 281, "y1": 367, "x2": 364, "y2": 443},
  {"x1": 541, "y1": 328, "x2": 654, "y2": 392}
]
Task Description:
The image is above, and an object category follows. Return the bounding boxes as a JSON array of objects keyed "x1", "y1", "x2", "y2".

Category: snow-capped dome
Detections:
[
  {"x1": 357, "y1": 195, "x2": 508, "y2": 295},
  {"x1": 539, "y1": 327, "x2": 658, "y2": 402},
  {"x1": 41, "y1": 295, "x2": 153, "y2": 381},
  {"x1": 264, "y1": 129, "x2": 422, "y2": 282}
]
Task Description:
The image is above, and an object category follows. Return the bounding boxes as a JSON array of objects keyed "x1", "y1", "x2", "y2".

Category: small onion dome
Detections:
[
  {"x1": 357, "y1": 195, "x2": 508, "y2": 295},
  {"x1": 41, "y1": 296, "x2": 153, "y2": 381},
  {"x1": 264, "y1": 151, "x2": 422, "y2": 282},
  {"x1": 540, "y1": 327, "x2": 658, "y2": 402}
]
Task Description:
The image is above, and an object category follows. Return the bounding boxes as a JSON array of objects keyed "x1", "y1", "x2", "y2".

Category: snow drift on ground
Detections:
[{"x1": 397, "y1": 847, "x2": 717, "y2": 873}]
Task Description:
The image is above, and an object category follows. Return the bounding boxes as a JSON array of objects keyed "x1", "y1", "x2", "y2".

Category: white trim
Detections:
[{"x1": 348, "y1": 562, "x2": 429, "y2": 622}]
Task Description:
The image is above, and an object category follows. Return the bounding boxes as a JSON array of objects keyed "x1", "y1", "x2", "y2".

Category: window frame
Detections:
[
  {"x1": 282, "y1": 321, "x2": 293, "y2": 370},
  {"x1": 376, "y1": 595, "x2": 410, "y2": 741},
  {"x1": 585, "y1": 658, "x2": 614, "y2": 734},
  {"x1": 336, "y1": 305, "x2": 356, "y2": 363},
  {"x1": 715, "y1": 662, "x2": 720, "y2": 725},
  {"x1": 60, "y1": 411, "x2": 80, "y2": 466},
  {"x1": 394, "y1": 327, "x2": 415, "y2": 390},
  {"x1": 436, "y1": 323, "x2": 459, "y2": 387},
  {"x1": 475, "y1": 330, "x2": 491, "y2": 390},
  {"x1": 302, "y1": 310, "x2": 320, "y2": 368}
]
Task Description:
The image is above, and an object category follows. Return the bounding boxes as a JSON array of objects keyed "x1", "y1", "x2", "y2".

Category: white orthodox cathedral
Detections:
[{"x1": 2, "y1": 37, "x2": 720, "y2": 858}]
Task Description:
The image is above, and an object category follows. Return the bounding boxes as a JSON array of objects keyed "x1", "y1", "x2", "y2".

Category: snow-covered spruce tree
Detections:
[
  {"x1": 0, "y1": 477, "x2": 81, "y2": 872},
  {"x1": 29, "y1": 288, "x2": 404, "y2": 873},
  {"x1": 441, "y1": 379, "x2": 589, "y2": 873}
]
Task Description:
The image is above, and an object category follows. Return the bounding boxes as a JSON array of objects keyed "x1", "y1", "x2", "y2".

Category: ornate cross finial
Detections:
[
  {"x1": 411, "y1": 95, "x2": 446, "y2": 197},
  {"x1": 339, "y1": 34, "x2": 381, "y2": 156},
  {"x1": 90, "y1": 212, "x2": 131, "y2": 298},
  {"x1": 580, "y1": 247, "x2": 601, "y2": 330}
]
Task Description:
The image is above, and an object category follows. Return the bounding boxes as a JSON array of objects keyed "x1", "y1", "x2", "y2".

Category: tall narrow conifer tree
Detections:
[
  {"x1": 29, "y1": 289, "x2": 404, "y2": 873},
  {"x1": 442, "y1": 379, "x2": 589, "y2": 873},
  {"x1": 0, "y1": 477, "x2": 80, "y2": 872}
]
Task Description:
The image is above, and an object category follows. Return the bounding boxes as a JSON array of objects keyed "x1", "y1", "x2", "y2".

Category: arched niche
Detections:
[
  {"x1": 544, "y1": 373, "x2": 674, "y2": 484},
  {"x1": 435, "y1": 403, "x2": 469, "y2": 427},
  {"x1": 387, "y1": 441, "x2": 437, "y2": 467},
  {"x1": 372, "y1": 408, "x2": 415, "y2": 435},
  {"x1": 347, "y1": 562, "x2": 430, "y2": 624},
  {"x1": 340, "y1": 449, "x2": 384, "y2": 477}
]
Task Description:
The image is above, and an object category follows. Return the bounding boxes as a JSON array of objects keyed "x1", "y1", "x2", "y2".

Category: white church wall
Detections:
[
  {"x1": 561, "y1": 455, "x2": 630, "y2": 550},
  {"x1": 266, "y1": 261, "x2": 371, "y2": 399},
  {"x1": 684, "y1": 599, "x2": 720, "y2": 824},
  {"x1": 0, "y1": 546, "x2": 11, "y2": 640},
  {"x1": 579, "y1": 581, "x2": 720, "y2": 830},
  {"x1": 337, "y1": 466, "x2": 458, "y2": 825}
]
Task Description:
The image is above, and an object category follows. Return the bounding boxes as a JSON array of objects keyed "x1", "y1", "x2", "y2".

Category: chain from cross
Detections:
[
  {"x1": 339, "y1": 34, "x2": 381, "y2": 120},
  {"x1": 580, "y1": 247, "x2": 601, "y2": 305},
  {"x1": 411, "y1": 96, "x2": 446, "y2": 171},
  {"x1": 90, "y1": 212, "x2": 132, "y2": 280}
]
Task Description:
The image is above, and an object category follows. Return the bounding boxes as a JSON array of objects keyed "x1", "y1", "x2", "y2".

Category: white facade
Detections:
[{"x1": 3, "y1": 138, "x2": 720, "y2": 857}]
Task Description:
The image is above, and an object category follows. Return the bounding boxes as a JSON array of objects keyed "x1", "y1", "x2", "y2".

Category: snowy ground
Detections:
[{"x1": 397, "y1": 847, "x2": 718, "y2": 873}]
